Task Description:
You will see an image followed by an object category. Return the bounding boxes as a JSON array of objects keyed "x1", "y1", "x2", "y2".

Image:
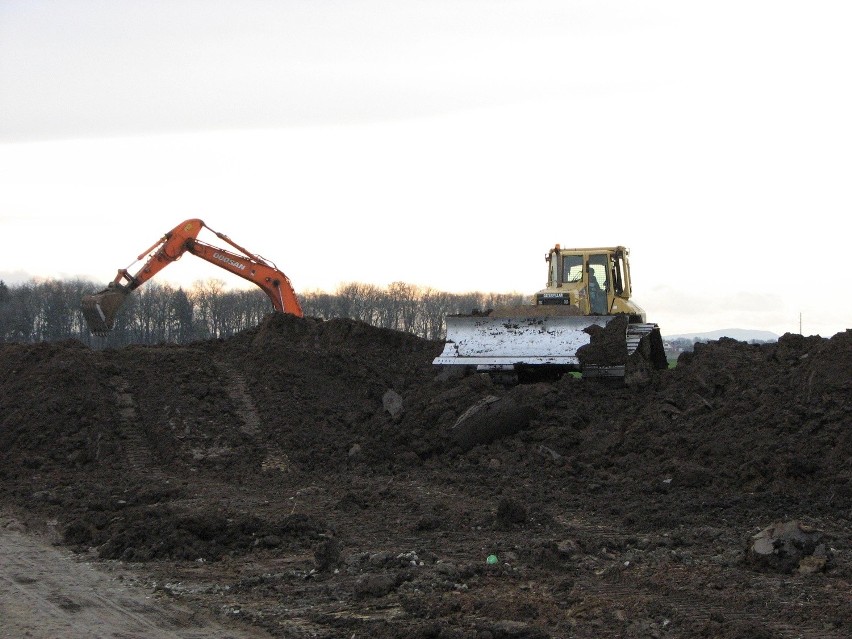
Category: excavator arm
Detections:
[{"x1": 82, "y1": 219, "x2": 303, "y2": 335}]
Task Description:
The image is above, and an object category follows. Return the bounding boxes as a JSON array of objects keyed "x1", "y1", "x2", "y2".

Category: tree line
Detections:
[{"x1": 0, "y1": 278, "x2": 528, "y2": 347}]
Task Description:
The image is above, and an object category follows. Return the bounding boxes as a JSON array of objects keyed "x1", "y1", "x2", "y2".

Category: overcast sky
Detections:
[{"x1": 1, "y1": 1, "x2": 850, "y2": 337}]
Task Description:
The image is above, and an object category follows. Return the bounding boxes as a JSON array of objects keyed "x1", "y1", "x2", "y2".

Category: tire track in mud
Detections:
[
  {"x1": 222, "y1": 369, "x2": 260, "y2": 437},
  {"x1": 109, "y1": 374, "x2": 162, "y2": 476},
  {"x1": 216, "y1": 361, "x2": 291, "y2": 473}
]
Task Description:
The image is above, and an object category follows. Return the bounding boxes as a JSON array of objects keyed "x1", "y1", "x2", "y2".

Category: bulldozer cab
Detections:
[{"x1": 539, "y1": 246, "x2": 633, "y2": 316}]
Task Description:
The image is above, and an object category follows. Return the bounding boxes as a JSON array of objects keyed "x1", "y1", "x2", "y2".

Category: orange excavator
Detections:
[{"x1": 82, "y1": 218, "x2": 303, "y2": 335}]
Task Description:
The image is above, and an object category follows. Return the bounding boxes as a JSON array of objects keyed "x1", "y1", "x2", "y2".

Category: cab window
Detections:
[
  {"x1": 612, "y1": 254, "x2": 625, "y2": 294},
  {"x1": 562, "y1": 255, "x2": 583, "y2": 283},
  {"x1": 589, "y1": 254, "x2": 608, "y2": 290},
  {"x1": 589, "y1": 254, "x2": 609, "y2": 314}
]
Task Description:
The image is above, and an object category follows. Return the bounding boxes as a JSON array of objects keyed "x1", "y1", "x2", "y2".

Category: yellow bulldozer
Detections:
[{"x1": 433, "y1": 245, "x2": 668, "y2": 383}]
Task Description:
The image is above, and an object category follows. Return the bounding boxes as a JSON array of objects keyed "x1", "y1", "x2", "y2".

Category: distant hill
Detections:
[{"x1": 663, "y1": 328, "x2": 780, "y2": 343}]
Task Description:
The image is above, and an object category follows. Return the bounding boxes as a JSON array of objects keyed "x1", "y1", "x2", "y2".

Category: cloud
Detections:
[{"x1": 0, "y1": 1, "x2": 675, "y2": 141}]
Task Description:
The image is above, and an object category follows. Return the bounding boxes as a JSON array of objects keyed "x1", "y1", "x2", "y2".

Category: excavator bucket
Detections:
[
  {"x1": 434, "y1": 314, "x2": 615, "y2": 370},
  {"x1": 82, "y1": 286, "x2": 130, "y2": 335}
]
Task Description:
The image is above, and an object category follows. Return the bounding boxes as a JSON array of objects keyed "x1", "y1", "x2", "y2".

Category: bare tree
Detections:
[
  {"x1": 417, "y1": 288, "x2": 454, "y2": 341},
  {"x1": 1, "y1": 276, "x2": 531, "y2": 346},
  {"x1": 335, "y1": 282, "x2": 381, "y2": 324},
  {"x1": 33, "y1": 280, "x2": 76, "y2": 341},
  {"x1": 127, "y1": 282, "x2": 171, "y2": 344},
  {"x1": 380, "y1": 281, "x2": 420, "y2": 332},
  {"x1": 168, "y1": 288, "x2": 196, "y2": 343},
  {"x1": 300, "y1": 289, "x2": 336, "y2": 319},
  {"x1": 192, "y1": 278, "x2": 227, "y2": 338}
]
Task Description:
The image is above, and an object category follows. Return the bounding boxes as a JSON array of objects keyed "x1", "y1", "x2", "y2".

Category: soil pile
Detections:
[{"x1": 1, "y1": 314, "x2": 850, "y2": 638}]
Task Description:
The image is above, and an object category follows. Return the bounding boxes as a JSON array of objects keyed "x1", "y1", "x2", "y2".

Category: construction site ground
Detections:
[{"x1": 1, "y1": 314, "x2": 850, "y2": 638}]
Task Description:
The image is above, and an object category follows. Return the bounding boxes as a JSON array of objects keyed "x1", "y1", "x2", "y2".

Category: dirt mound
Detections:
[{"x1": 1, "y1": 317, "x2": 850, "y2": 638}]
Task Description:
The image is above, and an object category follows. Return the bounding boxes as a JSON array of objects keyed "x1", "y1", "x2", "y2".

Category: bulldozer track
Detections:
[{"x1": 626, "y1": 323, "x2": 657, "y2": 355}]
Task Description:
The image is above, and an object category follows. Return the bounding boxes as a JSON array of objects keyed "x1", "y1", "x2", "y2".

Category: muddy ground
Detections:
[{"x1": 1, "y1": 314, "x2": 850, "y2": 638}]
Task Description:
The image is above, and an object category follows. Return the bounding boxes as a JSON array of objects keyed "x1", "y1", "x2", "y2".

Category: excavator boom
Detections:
[{"x1": 82, "y1": 219, "x2": 302, "y2": 335}]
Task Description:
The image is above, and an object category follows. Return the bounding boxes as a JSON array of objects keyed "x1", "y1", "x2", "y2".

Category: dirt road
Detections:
[{"x1": 0, "y1": 517, "x2": 267, "y2": 639}]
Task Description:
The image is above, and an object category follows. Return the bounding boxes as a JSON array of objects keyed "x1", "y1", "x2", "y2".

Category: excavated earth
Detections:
[{"x1": 1, "y1": 314, "x2": 850, "y2": 638}]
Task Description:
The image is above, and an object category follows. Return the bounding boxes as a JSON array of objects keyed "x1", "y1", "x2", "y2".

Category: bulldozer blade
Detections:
[
  {"x1": 82, "y1": 287, "x2": 129, "y2": 335},
  {"x1": 433, "y1": 314, "x2": 616, "y2": 369}
]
